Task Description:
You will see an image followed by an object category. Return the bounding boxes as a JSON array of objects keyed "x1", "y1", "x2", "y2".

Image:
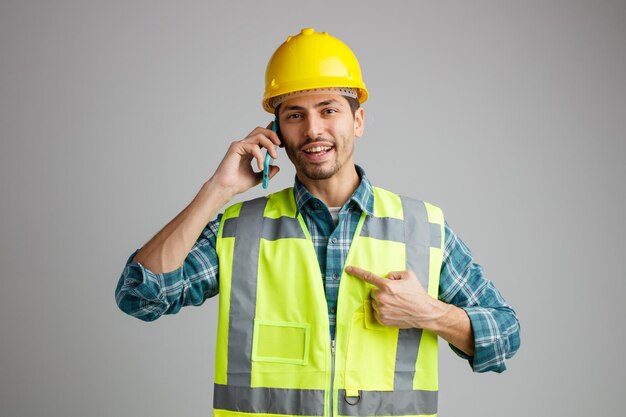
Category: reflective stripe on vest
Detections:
[{"x1": 214, "y1": 187, "x2": 444, "y2": 417}]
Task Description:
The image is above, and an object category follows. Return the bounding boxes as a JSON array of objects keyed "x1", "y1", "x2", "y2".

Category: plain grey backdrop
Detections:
[{"x1": 1, "y1": 0, "x2": 625, "y2": 416}]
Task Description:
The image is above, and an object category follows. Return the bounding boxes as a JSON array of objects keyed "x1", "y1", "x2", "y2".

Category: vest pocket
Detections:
[
  {"x1": 252, "y1": 319, "x2": 310, "y2": 365},
  {"x1": 364, "y1": 300, "x2": 389, "y2": 331},
  {"x1": 345, "y1": 301, "x2": 398, "y2": 391}
]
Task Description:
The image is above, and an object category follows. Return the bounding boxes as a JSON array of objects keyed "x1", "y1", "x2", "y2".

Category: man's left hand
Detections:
[{"x1": 345, "y1": 266, "x2": 449, "y2": 330}]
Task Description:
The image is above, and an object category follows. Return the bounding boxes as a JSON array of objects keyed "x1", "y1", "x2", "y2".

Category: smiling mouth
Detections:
[{"x1": 303, "y1": 145, "x2": 334, "y2": 155}]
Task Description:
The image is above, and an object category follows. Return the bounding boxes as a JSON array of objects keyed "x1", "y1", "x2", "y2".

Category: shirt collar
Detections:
[{"x1": 293, "y1": 165, "x2": 374, "y2": 216}]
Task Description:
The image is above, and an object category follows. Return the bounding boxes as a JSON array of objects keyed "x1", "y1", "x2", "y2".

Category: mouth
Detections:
[
  {"x1": 303, "y1": 145, "x2": 334, "y2": 155},
  {"x1": 301, "y1": 142, "x2": 335, "y2": 159}
]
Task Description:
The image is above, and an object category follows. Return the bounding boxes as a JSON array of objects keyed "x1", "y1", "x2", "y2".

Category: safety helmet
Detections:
[{"x1": 262, "y1": 28, "x2": 369, "y2": 113}]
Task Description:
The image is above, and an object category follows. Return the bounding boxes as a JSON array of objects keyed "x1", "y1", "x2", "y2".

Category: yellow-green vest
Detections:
[{"x1": 214, "y1": 186, "x2": 445, "y2": 417}]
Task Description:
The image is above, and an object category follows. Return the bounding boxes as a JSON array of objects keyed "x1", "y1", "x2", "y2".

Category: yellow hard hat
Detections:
[{"x1": 262, "y1": 28, "x2": 369, "y2": 113}]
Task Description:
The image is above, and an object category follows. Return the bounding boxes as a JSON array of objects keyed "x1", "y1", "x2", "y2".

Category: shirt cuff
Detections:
[
  {"x1": 451, "y1": 306, "x2": 509, "y2": 373},
  {"x1": 125, "y1": 250, "x2": 185, "y2": 298},
  {"x1": 116, "y1": 250, "x2": 185, "y2": 320}
]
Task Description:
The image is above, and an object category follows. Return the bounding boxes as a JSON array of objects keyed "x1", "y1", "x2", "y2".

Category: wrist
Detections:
[
  {"x1": 189, "y1": 178, "x2": 234, "y2": 223},
  {"x1": 201, "y1": 177, "x2": 236, "y2": 205},
  {"x1": 417, "y1": 299, "x2": 453, "y2": 333}
]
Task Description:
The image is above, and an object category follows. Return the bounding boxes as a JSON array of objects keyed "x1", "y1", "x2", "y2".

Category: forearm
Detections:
[
  {"x1": 426, "y1": 300, "x2": 475, "y2": 357},
  {"x1": 133, "y1": 178, "x2": 233, "y2": 273},
  {"x1": 439, "y1": 221, "x2": 521, "y2": 372}
]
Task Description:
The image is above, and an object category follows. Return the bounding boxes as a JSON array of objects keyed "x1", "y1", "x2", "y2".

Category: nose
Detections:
[{"x1": 304, "y1": 113, "x2": 324, "y2": 140}]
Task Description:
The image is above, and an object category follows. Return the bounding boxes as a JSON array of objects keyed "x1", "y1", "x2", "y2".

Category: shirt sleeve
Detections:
[
  {"x1": 114, "y1": 215, "x2": 222, "y2": 321},
  {"x1": 439, "y1": 221, "x2": 521, "y2": 373}
]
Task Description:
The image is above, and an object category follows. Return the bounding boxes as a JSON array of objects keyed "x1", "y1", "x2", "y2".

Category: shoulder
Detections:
[
  {"x1": 371, "y1": 185, "x2": 444, "y2": 221},
  {"x1": 221, "y1": 187, "x2": 296, "y2": 221}
]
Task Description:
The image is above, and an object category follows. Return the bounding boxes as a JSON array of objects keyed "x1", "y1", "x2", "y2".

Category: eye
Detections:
[
  {"x1": 286, "y1": 113, "x2": 302, "y2": 120},
  {"x1": 323, "y1": 108, "x2": 338, "y2": 115}
]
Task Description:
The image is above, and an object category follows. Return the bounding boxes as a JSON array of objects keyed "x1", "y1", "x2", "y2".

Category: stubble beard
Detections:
[
  {"x1": 299, "y1": 160, "x2": 342, "y2": 180},
  {"x1": 285, "y1": 141, "x2": 342, "y2": 181}
]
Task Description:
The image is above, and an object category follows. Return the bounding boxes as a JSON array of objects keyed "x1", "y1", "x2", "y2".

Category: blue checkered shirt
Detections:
[{"x1": 115, "y1": 166, "x2": 520, "y2": 372}]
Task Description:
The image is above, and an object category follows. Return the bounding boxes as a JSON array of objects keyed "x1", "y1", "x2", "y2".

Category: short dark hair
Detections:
[
  {"x1": 274, "y1": 95, "x2": 361, "y2": 118},
  {"x1": 344, "y1": 96, "x2": 361, "y2": 115}
]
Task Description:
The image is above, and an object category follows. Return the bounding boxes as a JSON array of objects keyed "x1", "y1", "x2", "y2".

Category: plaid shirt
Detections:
[{"x1": 116, "y1": 166, "x2": 520, "y2": 372}]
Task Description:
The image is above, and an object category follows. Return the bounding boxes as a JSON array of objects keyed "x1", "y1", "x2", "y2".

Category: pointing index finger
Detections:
[{"x1": 345, "y1": 266, "x2": 387, "y2": 288}]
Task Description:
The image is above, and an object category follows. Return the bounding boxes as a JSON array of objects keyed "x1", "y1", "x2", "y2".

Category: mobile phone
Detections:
[{"x1": 262, "y1": 116, "x2": 281, "y2": 189}]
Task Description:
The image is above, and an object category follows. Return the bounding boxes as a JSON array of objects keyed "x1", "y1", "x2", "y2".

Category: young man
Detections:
[{"x1": 116, "y1": 28, "x2": 520, "y2": 417}]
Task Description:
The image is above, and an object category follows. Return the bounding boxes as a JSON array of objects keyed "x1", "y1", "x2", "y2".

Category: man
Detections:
[{"x1": 116, "y1": 28, "x2": 520, "y2": 416}]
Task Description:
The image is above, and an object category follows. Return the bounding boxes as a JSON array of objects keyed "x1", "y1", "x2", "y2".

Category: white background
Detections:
[{"x1": 1, "y1": 1, "x2": 625, "y2": 416}]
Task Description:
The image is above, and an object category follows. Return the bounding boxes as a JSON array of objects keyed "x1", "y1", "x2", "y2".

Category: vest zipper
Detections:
[{"x1": 329, "y1": 339, "x2": 336, "y2": 417}]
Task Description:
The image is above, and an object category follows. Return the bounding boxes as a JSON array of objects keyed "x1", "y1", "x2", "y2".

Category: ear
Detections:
[{"x1": 354, "y1": 107, "x2": 365, "y2": 138}]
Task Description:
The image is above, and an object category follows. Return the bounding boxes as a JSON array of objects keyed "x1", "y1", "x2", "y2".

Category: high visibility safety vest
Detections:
[{"x1": 214, "y1": 186, "x2": 445, "y2": 417}]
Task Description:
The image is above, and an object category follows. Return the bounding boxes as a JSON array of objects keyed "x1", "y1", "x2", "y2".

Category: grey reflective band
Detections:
[
  {"x1": 214, "y1": 384, "x2": 325, "y2": 416},
  {"x1": 337, "y1": 389, "x2": 438, "y2": 416},
  {"x1": 429, "y1": 221, "x2": 442, "y2": 249},
  {"x1": 394, "y1": 327, "x2": 423, "y2": 390},
  {"x1": 359, "y1": 216, "x2": 405, "y2": 242},
  {"x1": 227, "y1": 197, "x2": 268, "y2": 386},
  {"x1": 262, "y1": 216, "x2": 306, "y2": 240},
  {"x1": 222, "y1": 216, "x2": 305, "y2": 240},
  {"x1": 221, "y1": 217, "x2": 237, "y2": 238},
  {"x1": 394, "y1": 197, "x2": 430, "y2": 391},
  {"x1": 400, "y1": 197, "x2": 430, "y2": 289}
]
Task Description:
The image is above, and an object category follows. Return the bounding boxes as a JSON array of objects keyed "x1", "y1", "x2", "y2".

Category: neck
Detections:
[{"x1": 297, "y1": 165, "x2": 360, "y2": 208}]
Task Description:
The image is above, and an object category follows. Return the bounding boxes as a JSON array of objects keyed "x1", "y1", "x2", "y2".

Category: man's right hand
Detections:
[{"x1": 210, "y1": 123, "x2": 281, "y2": 198}]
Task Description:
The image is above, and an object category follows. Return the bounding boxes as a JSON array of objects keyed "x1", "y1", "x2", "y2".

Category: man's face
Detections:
[{"x1": 277, "y1": 94, "x2": 364, "y2": 181}]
